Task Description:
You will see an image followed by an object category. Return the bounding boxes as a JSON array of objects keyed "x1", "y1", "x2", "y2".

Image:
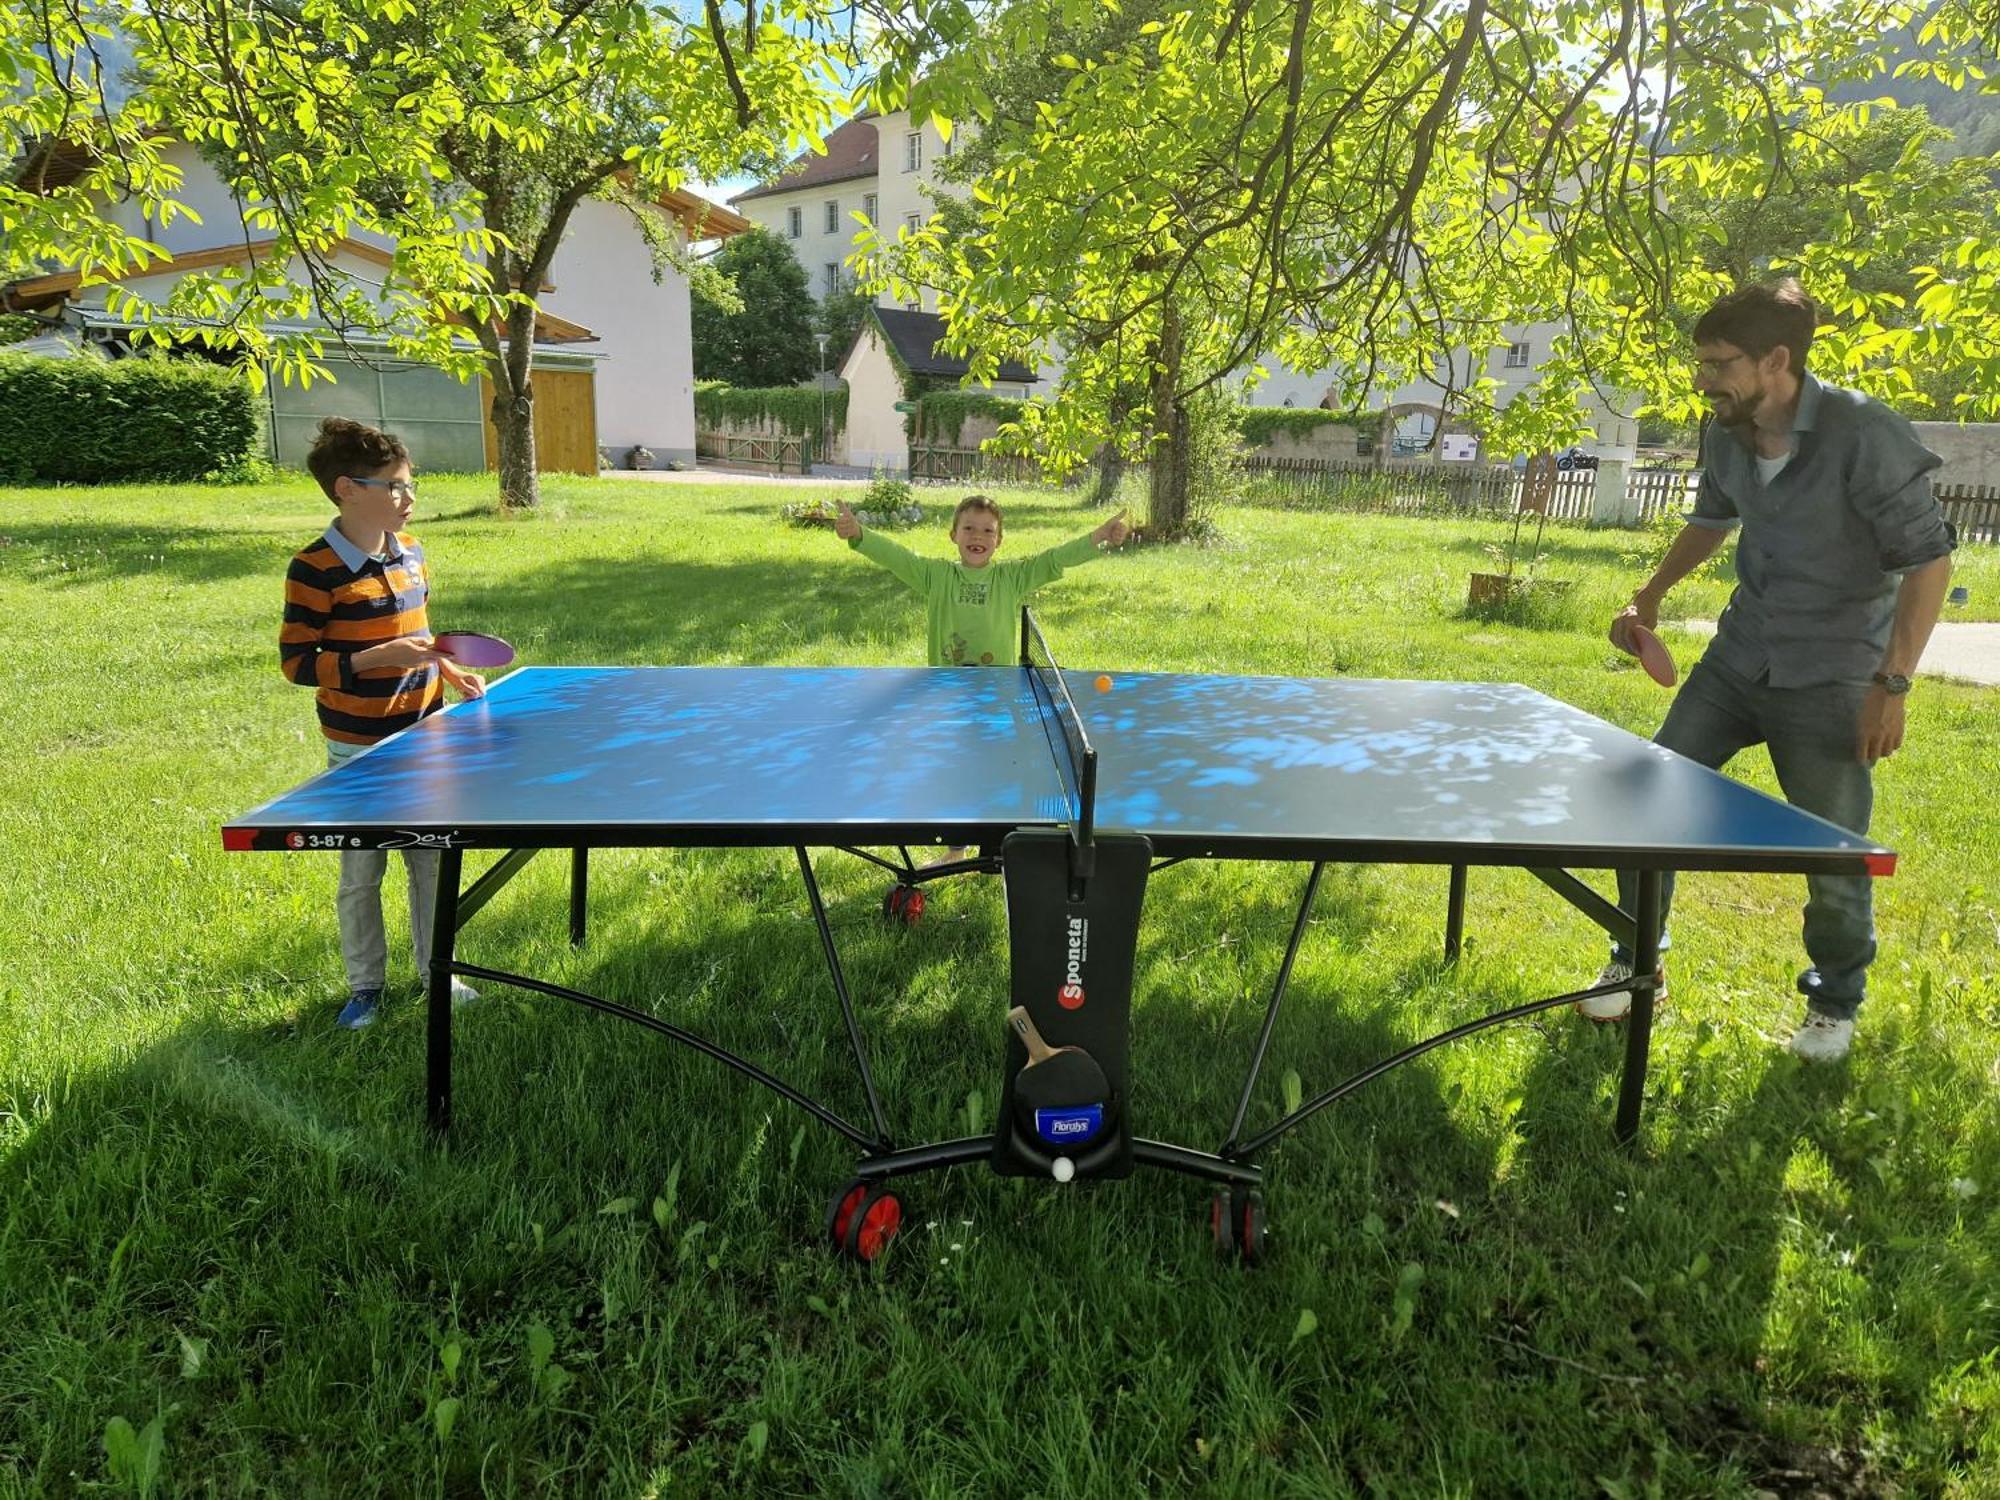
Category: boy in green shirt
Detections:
[{"x1": 835, "y1": 494, "x2": 1130, "y2": 665}]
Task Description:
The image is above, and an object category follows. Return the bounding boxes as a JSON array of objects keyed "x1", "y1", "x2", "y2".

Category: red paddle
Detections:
[
  {"x1": 433, "y1": 631, "x2": 516, "y2": 669},
  {"x1": 1611, "y1": 618, "x2": 1676, "y2": 687}
]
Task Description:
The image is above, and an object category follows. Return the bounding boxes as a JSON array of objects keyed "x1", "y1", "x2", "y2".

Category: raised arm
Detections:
[
  {"x1": 838, "y1": 503, "x2": 943, "y2": 595},
  {"x1": 1011, "y1": 511, "x2": 1130, "y2": 593}
]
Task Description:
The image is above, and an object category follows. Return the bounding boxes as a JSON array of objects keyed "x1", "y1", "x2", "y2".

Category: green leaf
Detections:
[
  {"x1": 1289, "y1": 1307, "x2": 1320, "y2": 1346},
  {"x1": 103, "y1": 1414, "x2": 164, "y2": 1496},
  {"x1": 432, "y1": 1396, "x2": 461, "y2": 1443},
  {"x1": 526, "y1": 1323, "x2": 554, "y2": 1378}
]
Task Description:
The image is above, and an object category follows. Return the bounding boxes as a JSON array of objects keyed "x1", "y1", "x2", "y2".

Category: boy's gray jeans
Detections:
[
  {"x1": 328, "y1": 741, "x2": 440, "y2": 992},
  {"x1": 1610, "y1": 655, "x2": 1877, "y2": 1020}
]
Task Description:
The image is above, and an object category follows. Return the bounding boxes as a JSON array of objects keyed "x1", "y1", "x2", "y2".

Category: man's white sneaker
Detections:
[
  {"x1": 1576, "y1": 960, "x2": 1667, "y2": 1022},
  {"x1": 1786, "y1": 1011, "x2": 1854, "y2": 1062}
]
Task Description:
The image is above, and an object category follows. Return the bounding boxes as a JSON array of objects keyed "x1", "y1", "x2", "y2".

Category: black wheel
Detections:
[
  {"x1": 825, "y1": 1179, "x2": 869, "y2": 1251},
  {"x1": 843, "y1": 1185, "x2": 904, "y2": 1263},
  {"x1": 1234, "y1": 1188, "x2": 1268, "y2": 1267},
  {"x1": 1210, "y1": 1189, "x2": 1237, "y2": 1259}
]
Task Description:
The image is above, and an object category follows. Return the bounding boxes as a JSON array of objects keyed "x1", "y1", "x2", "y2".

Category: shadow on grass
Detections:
[
  {"x1": 3, "y1": 846, "x2": 1984, "y2": 1494},
  {"x1": 2, "y1": 519, "x2": 295, "y2": 590}
]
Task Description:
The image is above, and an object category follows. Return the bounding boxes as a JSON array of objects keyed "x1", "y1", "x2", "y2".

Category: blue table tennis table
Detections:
[{"x1": 224, "y1": 611, "x2": 1893, "y2": 1263}]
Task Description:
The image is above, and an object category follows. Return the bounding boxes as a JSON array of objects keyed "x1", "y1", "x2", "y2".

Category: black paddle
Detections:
[{"x1": 1007, "y1": 1006, "x2": 1113, "y2": 1157}]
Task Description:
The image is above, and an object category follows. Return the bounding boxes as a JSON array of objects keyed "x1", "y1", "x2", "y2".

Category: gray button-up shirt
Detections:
[{"x1": 1690, "y1": 374, "x2": 1954, "y2": 689}]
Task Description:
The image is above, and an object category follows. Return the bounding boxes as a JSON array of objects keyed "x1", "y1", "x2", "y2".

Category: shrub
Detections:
[
  {"x1": 1237, "y1": 406, "x2": 1344, "y2": 448},
  {"x1": 0, "y1": 354, "x2": 264, "y2": 483},
  {"x1": 914, "y1": 392, "x2": 1026, "y2": 446},
  {"x1": 694, "y1": 383, "x2": 847, "y2": 439}
]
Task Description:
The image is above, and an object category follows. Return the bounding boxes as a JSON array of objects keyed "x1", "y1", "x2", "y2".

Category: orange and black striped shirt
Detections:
[{"x1": 281, "y1": 526, "x2": 443, "y2": 745}]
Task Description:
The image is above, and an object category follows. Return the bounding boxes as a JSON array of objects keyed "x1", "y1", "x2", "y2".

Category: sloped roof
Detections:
[
  {"x1": 659, "y1": 187, "x2": 752, "y2": 239},
  {"x1": 732, "y1": 115, "x2": 881, "y2": 204},
  {"x1": 869, "y1": 306, "x2": 1035, "y2": 385},
  {"x1": 3, "y1": 237, "x2": 596, "y2": 343}
]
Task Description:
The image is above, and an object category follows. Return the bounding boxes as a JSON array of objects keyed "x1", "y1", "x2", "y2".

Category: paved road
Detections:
[{"x1": 604, "y1": 466, "x2": 869, "y2": 488}]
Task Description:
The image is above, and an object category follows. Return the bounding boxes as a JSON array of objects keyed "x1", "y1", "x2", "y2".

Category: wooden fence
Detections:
[
  {"x1": 1939, "y1": 484, "x2": 2000, "y2": 545},
  {"x1": 1238, "y1": 456, "x2": 1599, "y2": 520},
  {"x1": 1626, "y1": 467, "x2": 1702, "y2": 523},
  {"x1": 907, "y1": 446, "x2": 1043, "y2": 484},
  {"x1": 694, "y1": 431, "x2": 811, "y2": 474}
]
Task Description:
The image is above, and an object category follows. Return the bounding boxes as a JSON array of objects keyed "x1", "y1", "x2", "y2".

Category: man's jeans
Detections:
[{"x1": 1611, "y1": 656, "x2": 1877, "y2": 1020}]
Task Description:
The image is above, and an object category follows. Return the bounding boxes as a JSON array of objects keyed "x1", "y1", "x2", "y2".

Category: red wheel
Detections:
[
  {"x1": 881, "y1": 885, "x2": 925, "y2": 925},
  {"x1": 1210, "y1": 1189, "x2": 1237, "y2": 1259},
  {"x1": 844, "y1": 1186, "x2": 903, "y2": 1262},
  {"x1": 1235, "y1": 1189, "x2": 1268, "y2": 1267},
  {"x1": 825, "y1": 1180, "x2": 869, "y2": 1250}
]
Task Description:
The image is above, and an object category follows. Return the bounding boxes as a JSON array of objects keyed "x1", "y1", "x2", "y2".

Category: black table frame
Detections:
[{"x1": 421, "y1": 838, "x2": 1667, "y2": 1198}]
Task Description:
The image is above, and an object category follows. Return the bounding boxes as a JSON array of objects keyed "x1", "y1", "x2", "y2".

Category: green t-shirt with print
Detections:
[{"x1": 849, "y1": 529, "x2": 1105, "y2": 666}]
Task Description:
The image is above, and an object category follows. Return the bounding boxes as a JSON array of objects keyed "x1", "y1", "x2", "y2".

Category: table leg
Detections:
[
  {"x1": 1444, "y1": 864, "x2": 1467, "y2": 962},
  {"x1": 1615, "y1": 867, "x2": 1664, "y2": 1146},
  {"x1": 427, "y1": 847, "x2": 464, "y2": 1135},
  {"x1": 569, "y1": 847, "x2": 588, "y2": 947}
]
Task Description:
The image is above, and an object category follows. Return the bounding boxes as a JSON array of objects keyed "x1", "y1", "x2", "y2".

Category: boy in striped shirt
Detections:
[{"x1": 281, "y1": 417, "x2": 487, "y2": 1029}]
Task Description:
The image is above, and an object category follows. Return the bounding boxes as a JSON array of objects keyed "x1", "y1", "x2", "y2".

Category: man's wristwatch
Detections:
[{"x1": 1871, "y1": 671, "x2": 1913, "y2": 696}]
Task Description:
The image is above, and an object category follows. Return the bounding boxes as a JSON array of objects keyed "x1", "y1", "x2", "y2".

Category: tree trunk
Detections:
[
  {"x1": 1088, "y1": 445, "x2": 1126, "y2": 507},
  {"x1": 1087, "y1": 386, "x2": 1134, "y2": 507},
  {"x1": 489, "y1": 310, "x2": 540, "y2": 508},
  {"x1": 1147, "y1": 304, "x2": 1191, "y2": 535}
]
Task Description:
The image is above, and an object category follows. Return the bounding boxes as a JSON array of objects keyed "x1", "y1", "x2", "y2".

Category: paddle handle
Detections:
[{"x1": 1006, "y1": 1006, "x2": 1055, "y2": 1064}]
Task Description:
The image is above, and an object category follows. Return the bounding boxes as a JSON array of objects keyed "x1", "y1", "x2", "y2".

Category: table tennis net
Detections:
[{"x1": 1021, "y1": 609, "x2": 1098, "y2": 841}]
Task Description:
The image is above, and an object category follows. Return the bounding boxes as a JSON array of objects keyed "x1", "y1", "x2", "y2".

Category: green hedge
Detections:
[
  {"x1": 694, "y1": 382, "x2": 847, "y2": 437},
  {"x1": 1238, "y1": 407, "x2": 1351, "y2": 448},
  {"x1": 0, "y1": 354, "x2": 264, "y2": 483},
  {"x1": 915, "y1": 391, "x2": 1026, "y2": 446}
]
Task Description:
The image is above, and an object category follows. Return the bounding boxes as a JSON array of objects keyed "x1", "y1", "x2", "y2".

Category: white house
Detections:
[
  {"x1": 3, "y1": 138, "x2": 750, "y2": 471},
  {"x1": 730, "y1": 109, "x2": 960, "y2": 316},
  {"x1": 728, "y1": 112, "x2": 1055, "y2": 469},
  {"x1": 839, "y1": 305, "x2": 1038, "y2": 472}
]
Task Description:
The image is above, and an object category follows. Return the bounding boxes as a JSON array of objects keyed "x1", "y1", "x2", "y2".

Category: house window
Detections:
[
  {"x1": 904, "y1": 212, "x2": 924, "y2": 236},
  {"x1": 905, "y1": 299, "x2": 921, "y2": 312},
  {"x1": 862, "y1": 193, "x2": 877, "y2": 224},
  {"x1": 941, "y1": 129, "x2": 955, "y2": 159},
  {"x1": 824, "y1": 199, "x2": 840, "y2": 234},
  {"x1": 1504, "y1": 340, "x2": 1531, "y2": 369},
  {"x1": 787, "y1": 206, "x2": 802, "y2": 239},
  {"x1": 824, "y1": 262, "x2": 842, "y2": 296},
  {"x1": 904, "y1": 132, "x2": 922, "y2": 172}
]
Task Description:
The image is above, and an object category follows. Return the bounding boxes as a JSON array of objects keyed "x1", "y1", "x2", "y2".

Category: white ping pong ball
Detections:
[{"x1": 1052, "y1": 1157, "x2": 1076, "y2": 1183}]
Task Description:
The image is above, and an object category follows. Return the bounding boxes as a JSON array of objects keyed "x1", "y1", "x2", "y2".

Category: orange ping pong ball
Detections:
[{"x1": 1094, "y1": 674, "x2": 1113, "y2": 693}]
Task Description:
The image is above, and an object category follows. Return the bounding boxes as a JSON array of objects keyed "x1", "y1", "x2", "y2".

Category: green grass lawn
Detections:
[{"x1": 2, "y1": 473, "x2": 1996, "y2": 1497}]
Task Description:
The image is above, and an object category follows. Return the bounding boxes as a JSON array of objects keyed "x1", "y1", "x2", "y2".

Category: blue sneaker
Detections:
[{"x1": 336, "y1": 988, "x2": 383, "y2": 1030}]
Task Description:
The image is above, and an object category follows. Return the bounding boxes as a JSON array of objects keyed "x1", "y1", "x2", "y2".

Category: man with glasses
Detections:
[{"x1": 1580, "y1": 280, "x2": 1956, "y2": 1061}]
